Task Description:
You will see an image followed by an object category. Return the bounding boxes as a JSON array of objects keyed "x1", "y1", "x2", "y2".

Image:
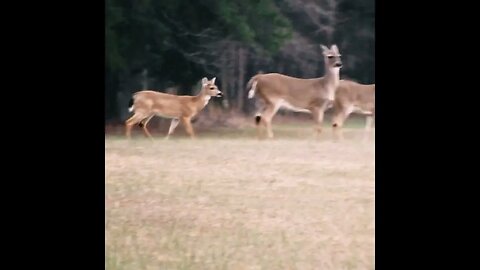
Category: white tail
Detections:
[
  {"x1": 125, "y1": 77, "x2": 223, "y2": 140},
  {"x1": 248, "y1": 80, "x2": 257, "y2": 99}
]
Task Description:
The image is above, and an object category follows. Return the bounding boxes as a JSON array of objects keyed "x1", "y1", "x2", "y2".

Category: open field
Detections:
[{"x1": 106, "y1": 119, "x2": 375, "y2": 269}]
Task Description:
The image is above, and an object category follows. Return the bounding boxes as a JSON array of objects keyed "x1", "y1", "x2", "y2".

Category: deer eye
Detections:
[
  {"x1": 327, "y1": 56, "x2": 334, "y2": 59},
  {"x1": 209, "y1": 87, "x2": 215, "y2": 90}
]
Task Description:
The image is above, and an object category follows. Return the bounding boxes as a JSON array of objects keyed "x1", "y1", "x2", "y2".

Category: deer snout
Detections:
[
  {"x1": 335, "y1": 62, "x2": 343, "y2": 68},
  {"x1": 216, "y1": 91, "x2": 223, "y2": 97}
]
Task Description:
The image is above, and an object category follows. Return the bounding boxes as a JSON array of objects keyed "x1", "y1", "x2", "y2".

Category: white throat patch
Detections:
[{"x1": 203, "y1": 96, "x2": 211, "y2": 106}]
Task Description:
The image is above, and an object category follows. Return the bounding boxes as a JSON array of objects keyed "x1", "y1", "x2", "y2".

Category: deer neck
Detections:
[
  {"x1": 194, "y1": 89, "x2": 211, "y2": 109},
  {"x1": 324, "y1": 65, "x2": 340, "y2": 86},
  {"x1": 323, "y1": 65, "x2": 340, "y2": 100}
]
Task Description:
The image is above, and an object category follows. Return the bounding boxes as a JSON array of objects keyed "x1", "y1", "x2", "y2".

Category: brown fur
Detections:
[
  {"x1": 247, "y1": 44, "x2": 343, "y2": 139},
  {"x1": 125, "y1": 77, "x2": 222, "y2": 139},
  {"x1": 331, "y1": 79, "x2": 375, "y2": 140}
]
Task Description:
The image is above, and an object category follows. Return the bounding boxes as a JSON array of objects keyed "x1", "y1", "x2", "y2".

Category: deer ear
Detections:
[
  {"x1": 201, "y1": 77, "x2": 208, "y2": 86},
  {"x1": 320, "y1": 44, "x2": 329, "y2": 52},
  {"x1": 331, "y1": 44, "x2": 339, "y2": 54},
  {"x1": 211, "y1": 77, "x2": 216, "y2": 84}
]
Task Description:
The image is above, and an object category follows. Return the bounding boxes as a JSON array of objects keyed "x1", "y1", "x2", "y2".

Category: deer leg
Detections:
[
  {"x1": 181, "y1": 117, "x2": 195, "y2": 139},
  {"x1": 332, "y1": 105, "x2": 354, "y2": 141},
  {"x1": 165, "y1": 118, "x2": 180, "y2": 140},
  {"x1": 312, "y1": 107, "x2": 327, "y2": 138},
  {"x1": 255, "y1": 113, "x2": 263, "y2": 139},
  {"x1": 258, "y1": 102, "x2": 280, "y2": 139},
  {"x1": 125, "y1": 113, "x2": 147, "y2": 139},
  {"x1": 141, "y1": 115, "x2": 155, "y2": 140},
  {"x1": 253, "y1": 100, "x2": 266, "y2": 139},
  {"x1": 362, "y1": 115, "x2": 374, "y2": 142},
  {"x1": 332, "y1": 110, "x2": 347, "y2": 141},
  {"x1": 365, "y1": 115, "x2": 374, "y2": 132}
]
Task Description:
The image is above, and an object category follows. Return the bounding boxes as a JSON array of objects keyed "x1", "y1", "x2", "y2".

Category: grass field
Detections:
[{"x1": 106, "y1": 118, "x2": 375, "y2": 270}]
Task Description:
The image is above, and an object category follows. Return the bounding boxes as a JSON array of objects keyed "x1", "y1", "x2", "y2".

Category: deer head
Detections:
[
  {"x1": 321, "y1": 44, "x2": 343, "y2": 69},
  {"x1": 201, "y1": 77, "x2": 223, "y2": 97}
]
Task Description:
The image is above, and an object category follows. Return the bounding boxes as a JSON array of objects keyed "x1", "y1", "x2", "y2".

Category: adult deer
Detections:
[
  {"x1": 247, "y1": 44, "x2": 342, "y2": 139},
  {"x1": 331, "y1": 79, "x2": 375, "y2": 141},
  {"x1": 125, "y1": 77, "x2": 222, "y2": 139}
]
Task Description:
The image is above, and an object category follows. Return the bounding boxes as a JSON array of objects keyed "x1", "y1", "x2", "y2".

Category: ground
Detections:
[{"x1": 105, "y1": 116, "x2": 375, "y2": 270}]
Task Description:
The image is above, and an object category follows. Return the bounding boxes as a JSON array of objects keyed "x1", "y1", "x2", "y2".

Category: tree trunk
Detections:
[
  {"x1": 227, "y1": 42, "x2": 236, "y2": 110},
  {"x1": 141, "y1": 68, "x2": 148, "y2": 90},
  {"x1": 237, "y1": 46, "x2": 247, "y2": 113},
  {"x1": 220, "y1": 43, "x2": 229, "y2": 109}
]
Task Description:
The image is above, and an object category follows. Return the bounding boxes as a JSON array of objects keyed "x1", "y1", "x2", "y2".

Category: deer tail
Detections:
[
  {"x1": 128, "y1": 98, "x2": 134, "y2": 112},
  {"x1": 247, "y1": 75, "x2": 260, "y2": 99}
]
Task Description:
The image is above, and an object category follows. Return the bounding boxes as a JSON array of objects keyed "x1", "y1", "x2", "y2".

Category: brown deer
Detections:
[
  {"x1": 331, "y1": 79, "x2": 375, "y2": 140},
  {"x1": 246, "y1": 44, "x2": 343, "y2": 139},
  {"x1": 125, "y1": 77, "x2": 222, "y2": 139}
]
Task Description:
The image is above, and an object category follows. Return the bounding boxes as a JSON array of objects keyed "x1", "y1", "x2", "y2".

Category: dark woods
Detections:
[{"x1": 106, "y1": 0, "x2": 374, "y2": 123}]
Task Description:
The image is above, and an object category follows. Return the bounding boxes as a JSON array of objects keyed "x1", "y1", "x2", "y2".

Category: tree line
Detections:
[{"x1": 106, "y1": 0, "x2": 374, "y2": 123}]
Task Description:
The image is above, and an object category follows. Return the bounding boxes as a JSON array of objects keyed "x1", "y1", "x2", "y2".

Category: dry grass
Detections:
[{"x1": 105, "y1": 123, "x2": 374, "y2": 270}]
